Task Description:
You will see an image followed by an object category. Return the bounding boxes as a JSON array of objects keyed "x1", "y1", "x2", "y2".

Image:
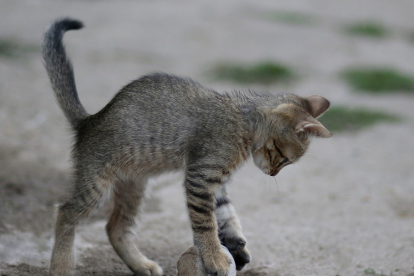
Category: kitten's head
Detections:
[{"x1": 252, "y1": 95, "x2": 331, "y2": 176}]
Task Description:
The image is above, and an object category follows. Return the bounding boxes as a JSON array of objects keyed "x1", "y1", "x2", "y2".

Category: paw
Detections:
[
  {"x1": 221, "y1": 236, "x2": 251, "y2": 270},
  {"x1": 129, "y1": 259, "x2": 163, "y2": 276},
  {"x1": 202, "y1": 249, "x2": 232, "y2": 276},
  {"x1": 49, "y1": 251, "x2": 75, "y2": 276},
  {"x1": 49, "y1": 268, "x2": 73, "y2": 276}
]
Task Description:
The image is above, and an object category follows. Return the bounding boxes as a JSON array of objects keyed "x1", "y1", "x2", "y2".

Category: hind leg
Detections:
[
  {"x1": 50, "y1": 176, "x2": 111, "y2": 276},
  {"x1": 106, "y1": 178, "x2": 163, "y2": 276}
]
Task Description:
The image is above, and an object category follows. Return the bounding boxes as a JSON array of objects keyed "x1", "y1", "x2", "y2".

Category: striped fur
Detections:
[{"x1": 43, "y1": 18, "x2": 331, "y2": 276}]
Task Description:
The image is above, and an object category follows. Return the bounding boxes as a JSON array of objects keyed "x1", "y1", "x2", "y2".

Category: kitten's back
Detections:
[{"x1": 74, "y1": 73, "x2": 248, "y2": 175}]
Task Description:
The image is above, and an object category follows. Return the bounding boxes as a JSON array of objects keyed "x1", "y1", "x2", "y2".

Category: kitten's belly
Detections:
[{"x1": 132, "y1": 149, "x2": 185, "y2": 175}]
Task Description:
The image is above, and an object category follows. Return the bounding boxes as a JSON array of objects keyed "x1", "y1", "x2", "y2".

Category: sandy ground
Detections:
[{"x1": 1, "y1": 0, "x2": 414, "y2": 275}]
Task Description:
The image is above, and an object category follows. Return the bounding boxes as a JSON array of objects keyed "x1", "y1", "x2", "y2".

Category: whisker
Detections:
[
  {"x1": 265, "y1": 176, "x2": 270, "y2": 201},
  {"x1": 303, "y1": 151, "x2": 323, "y2": 166},
  {"x1": 260, "y1": 175, "x2": 268, "y2": 201},
  {"x1": 258, "y1": 174, "x2": 272, "y2": 202},
  {"x1": 291, "y1": 161, "x2": 304, "y2": 174},
  {"x1": 305, "y1": 151, "x2": 322, "y2": 158},
  {"x1": 273, "y1": 176, "x2": 280, "y2": 197},
  {"x1": 257, "y1": 173, "x2": 267, "y2": 192}
]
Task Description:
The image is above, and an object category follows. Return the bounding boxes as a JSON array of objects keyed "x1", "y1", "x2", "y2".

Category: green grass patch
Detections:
[
  {"x1": 265, "y1": 11, "x2": 316, "y2": 25},
  {"x1": 211, "y1": 61, "x2": 295, "y2": 85},
  {"x1": 319, "y1": 106, "x2": 401, "y2": 133},
  {"x1": 0, "y1": 38, "x2": 39, "y2": 58},
  {"x1": 342, "y1": 67, "x2": 414, "y2": 93},
  {"x1": 406, "y1": 30, "x2": 414, "y2": 43},
  {"x1": 364, "y1": 268, "x2": 395, "y2": 276},
  {"x1": 344, "y1": 22, "x2": 389, "y2": 38}
]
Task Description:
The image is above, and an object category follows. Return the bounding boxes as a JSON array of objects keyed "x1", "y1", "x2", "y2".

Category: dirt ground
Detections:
[{"x1": 1, "y1": 0, "x2": 414, "y2": 276}]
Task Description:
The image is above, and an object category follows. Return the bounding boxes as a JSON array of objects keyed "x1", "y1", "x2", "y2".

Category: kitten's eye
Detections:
[{"x1": 277, "y1": 158, "x2": 289, "y2": 168}]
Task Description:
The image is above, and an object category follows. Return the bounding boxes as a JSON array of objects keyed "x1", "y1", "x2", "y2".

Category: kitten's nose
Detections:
[{"x1": 270, "y1": 168, "x2": 280, "y2": 176}]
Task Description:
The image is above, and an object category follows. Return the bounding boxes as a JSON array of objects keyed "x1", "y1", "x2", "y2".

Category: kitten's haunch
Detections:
[{"x1": 43, "y1": 17, "x2": 331, "y2": 276}]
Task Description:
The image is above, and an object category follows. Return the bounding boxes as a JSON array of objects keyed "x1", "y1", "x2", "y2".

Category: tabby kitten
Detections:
[{"x1": 43, "y1": 18, "x2": 331, "y2": 276}]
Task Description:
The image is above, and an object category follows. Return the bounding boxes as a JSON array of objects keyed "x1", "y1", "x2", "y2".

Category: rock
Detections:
[{"x1": 177, "y1": 245, "x2": 236, "y2": 276}]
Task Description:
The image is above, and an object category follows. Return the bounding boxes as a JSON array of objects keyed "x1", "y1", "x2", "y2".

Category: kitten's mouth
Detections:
[{"x1": 262, "y1": 167, "x2": 279, "y2": 176}]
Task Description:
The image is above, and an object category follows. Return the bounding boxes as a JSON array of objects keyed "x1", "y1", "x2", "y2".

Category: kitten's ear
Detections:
[
  {"x1": 306, "y1": 95, "x2": 330, "y2": 118},
  {"x1": 272, "y1": 103, "x2": 332, "y2": 138},
  {"x1": 296, "y1": 115, "x2": 332, "y2": 138}
]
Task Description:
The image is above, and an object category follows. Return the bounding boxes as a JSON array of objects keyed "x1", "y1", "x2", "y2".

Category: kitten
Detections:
[{"x1": 43, "y1": 18, "x2": 331, "y2": 276}]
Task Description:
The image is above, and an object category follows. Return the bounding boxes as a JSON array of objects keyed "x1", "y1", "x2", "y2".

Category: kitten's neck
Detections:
[{"x1": 231, "y1": 95, "x2": 267, "y2": 153}]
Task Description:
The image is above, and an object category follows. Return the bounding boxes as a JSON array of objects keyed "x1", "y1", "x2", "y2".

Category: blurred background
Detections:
[{"x1": 0, "y1": 1, "x2": 413, "y2": 275}]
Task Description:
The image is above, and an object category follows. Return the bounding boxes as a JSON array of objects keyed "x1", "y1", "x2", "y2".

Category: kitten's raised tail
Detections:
[{"x1": 42, "y1": 18, "x2": 88, "y2": 128}]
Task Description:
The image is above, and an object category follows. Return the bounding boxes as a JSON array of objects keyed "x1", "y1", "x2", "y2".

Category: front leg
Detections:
[
  {"x1": 215, "y1": 185, "x2": 251, "y2": 270},
  {"x1": 185, "y1": 169, "x2": 232, "y2": 276}
]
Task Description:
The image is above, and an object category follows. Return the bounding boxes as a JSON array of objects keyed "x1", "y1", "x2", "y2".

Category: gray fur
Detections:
[{"x1": 43, "y1": 18, "x2": 331, "y2": 276}]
